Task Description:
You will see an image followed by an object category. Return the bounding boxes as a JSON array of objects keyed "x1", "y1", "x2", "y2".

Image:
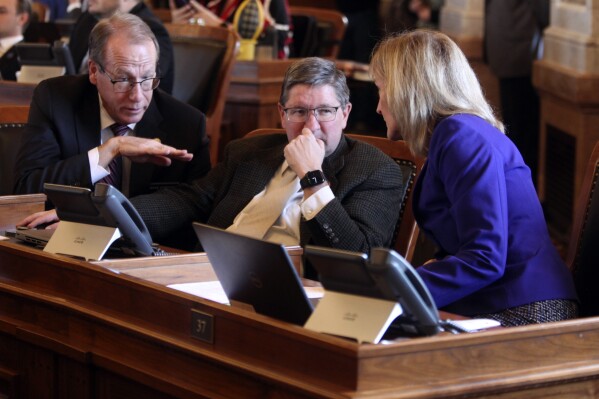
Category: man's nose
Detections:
[
  {"x1": 304, "y1": 111, "x2": 320, "y2": 130},
  {"x1": 128, "y1": 83, "x2": 144, "y2": 99}
]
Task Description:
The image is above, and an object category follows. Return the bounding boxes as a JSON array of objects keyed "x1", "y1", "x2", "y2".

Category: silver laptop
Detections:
[
  {"x1": 192, "y1": 222, "x2": 313, "y2": 325},
  {"x1": 14, "y1": 228, "x2": 55, "y2": 247}
]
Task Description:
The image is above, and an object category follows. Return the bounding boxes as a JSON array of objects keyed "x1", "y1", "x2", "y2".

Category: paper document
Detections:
[{"x1": 168, "y1": 281, "x2": 325, "y2": 305}]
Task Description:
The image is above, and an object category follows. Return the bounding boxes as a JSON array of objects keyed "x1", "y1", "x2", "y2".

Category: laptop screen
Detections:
[{"x1": 192, "y1": 222, "x2": 313, "y2": 325}]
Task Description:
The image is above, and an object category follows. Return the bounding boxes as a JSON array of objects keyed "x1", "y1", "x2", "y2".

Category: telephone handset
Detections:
[
  {"x1": 304, "y1": 246, "x2": 442, "y2": 337},
  {"x1": 367, "y1": 248, "x2": 440, "y2": 336},
  {"x1": 44, "y1": 183, "x2": 159, "y2": 256}
]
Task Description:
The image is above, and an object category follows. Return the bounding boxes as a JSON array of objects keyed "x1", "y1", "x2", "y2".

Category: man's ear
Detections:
[
  {"x1": 341, "y1": 102, "x2": 352, "y2": 129},
  {"x1": 17, "y1": 12, "x2": 29, "y2": 30},
  {"x1": 89, "y1": 61, "x2": 99, "y2": 85}
]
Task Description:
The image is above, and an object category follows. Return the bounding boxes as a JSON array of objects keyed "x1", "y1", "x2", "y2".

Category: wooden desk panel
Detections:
[
  {"x1": 2, "y1": 241, "x2": 599, "y2": 398},
  {"x1": 0, "y1": 81, "x2": 35, "y2": 106},
  {"x1": 0, "y1": 194, "x2": 45, "y2": 233},
  {"x1": 222, "y1": 59, "x2": 294, "y2": 151}
]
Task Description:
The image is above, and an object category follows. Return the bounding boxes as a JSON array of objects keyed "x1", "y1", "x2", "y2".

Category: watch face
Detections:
[{"x1": 301, "y1": 170, "x2": 326, "y2": 188}]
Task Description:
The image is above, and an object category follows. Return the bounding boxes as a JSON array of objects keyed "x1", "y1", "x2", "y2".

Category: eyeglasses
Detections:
[
  {"x1": 97, "y1": 63, "x2": 160, "y2": 93},
  {"x1": 283, "y1": 106, "x2": 340, "y2": 123}
]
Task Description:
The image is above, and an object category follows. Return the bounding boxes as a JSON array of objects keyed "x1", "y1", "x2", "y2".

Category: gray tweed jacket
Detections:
[{"x1": 131, "y1": 133, "x2": 404, "y2": 255}]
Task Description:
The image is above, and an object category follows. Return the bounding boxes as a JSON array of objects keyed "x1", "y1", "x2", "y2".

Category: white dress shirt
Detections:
[
  {"x1": 0, "y1": 35, "x2": 23, "y2": 58},
  {"x1": 87, "y1": 95, "x2": 136, "y2": 193},
  {"x1": 228, "y1": 161, "x2": 335, "y2": 246}
]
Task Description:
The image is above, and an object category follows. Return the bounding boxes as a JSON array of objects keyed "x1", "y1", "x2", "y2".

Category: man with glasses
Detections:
[
  {"x1": 0, "y1": 0, "x2": 31, "y2": 81},
  {"x1": 14, "y1": 14, "x2": 210, "y2": 204},
  {"x1": 130, "y1": 57, "x2": 404, "y2": 274},
  {"x1": 69, "y1": 0, "x2": 174, "y2": 93}
]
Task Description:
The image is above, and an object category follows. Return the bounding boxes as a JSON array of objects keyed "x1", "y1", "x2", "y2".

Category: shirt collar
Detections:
[{"x1": 0, "y1": 35, "x2": 23, "y2": 57}]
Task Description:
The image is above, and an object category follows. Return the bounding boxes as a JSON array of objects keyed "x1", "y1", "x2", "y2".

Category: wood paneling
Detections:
[
  {"x1": 0, "y1": 82, "x2": 35, "y2": 106},
  {"x1": 0, "y1": 194, "x2": 45, "y2": 233},
  {"x1": 2, "y1": 239, "x2": 599, "y2": 397},
  {"x1": 534, "y1": 60, "x2": 599, "y2": 235}
]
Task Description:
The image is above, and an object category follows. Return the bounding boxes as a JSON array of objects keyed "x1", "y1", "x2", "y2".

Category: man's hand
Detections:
[
  {"x1": 284, "y1": 128, "x2": 325, "y2": 178},
  {"x1": 16, "y1": 209, "x2": 60, "y2": 230},
  {"x1": 98, "y1": 136, "x2": 193, "y2": 168}
]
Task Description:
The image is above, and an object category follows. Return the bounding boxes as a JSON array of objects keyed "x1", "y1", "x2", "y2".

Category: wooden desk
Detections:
[
  {"x1": 0, "y1": 81, "x2": 35, "y2": 106},
  {"x1": 0, "y1": 193, "x2": 45, "y2": 233},
  {"x1": 2, "y1": 241, "x2": 599, "y2": 398}
]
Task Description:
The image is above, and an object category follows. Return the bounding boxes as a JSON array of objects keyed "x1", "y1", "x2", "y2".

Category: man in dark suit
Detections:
[
  {"x1": 0, "y1": 0, "x2": 31, "y2": 80},
  {"x1": 68, "y1": 0, "x2": 174, "y2": 93},
  {"x1": 14, "y1": 13, "x2": 210, "y2": 199},
  {"x1": 131, "y1": 57, "x2": 404, "y2": 275},
  {"x1": 484, "y1": 0, "x2": 549, "y2": 186}
]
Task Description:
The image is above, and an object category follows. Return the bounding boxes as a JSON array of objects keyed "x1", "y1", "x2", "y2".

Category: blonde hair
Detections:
[{"x1": 370, "y1": 30, "x2": 503, "y2": 157}]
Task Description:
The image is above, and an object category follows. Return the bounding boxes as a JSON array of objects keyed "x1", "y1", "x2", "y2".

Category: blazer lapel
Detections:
[
  {"x1": 208, "y1": 138, "x2": 286, "y2": 228},
  {"x1": 74, "y1": 82, "x2": 102, "y2": 154},
  {"x1": 233, "y1": 142, "x2": 286, "y2": 198},
  {"x1": 322, "y1": 136, "x2": 349, "y2": 191}
]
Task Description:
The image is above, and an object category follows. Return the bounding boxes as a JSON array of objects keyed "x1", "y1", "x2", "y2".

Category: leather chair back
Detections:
[
  {"x1": 567, "y1": 141, "x2": 599, "y2": 316},
  {"x1": 165, "y1": 23, "x2": 240, "y2": 165},
  {"x1": 289, "y1": 6, "x2": 347, "y2": 59},
  {"x1": 0, "y1": 106, "x2": 29, "y2": 196}
]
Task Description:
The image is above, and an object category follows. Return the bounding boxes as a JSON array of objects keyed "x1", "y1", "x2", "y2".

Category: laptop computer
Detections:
[
  {"x1": 192, "y1": 222, "x2": 314, "y2": 326},
  {"x1": 13, "y1": 227, "x2": 55, "y2": 247}
]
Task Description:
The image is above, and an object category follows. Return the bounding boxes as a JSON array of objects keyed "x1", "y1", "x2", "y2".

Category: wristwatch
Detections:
[{"x1": 300, "y1": 170, "x2": 327, "y2": 189}]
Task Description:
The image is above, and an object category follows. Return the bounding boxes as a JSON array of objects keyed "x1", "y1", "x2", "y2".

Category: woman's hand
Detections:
[{"x1": 169, "y1": 0, "x2": 223, "y2": 26}]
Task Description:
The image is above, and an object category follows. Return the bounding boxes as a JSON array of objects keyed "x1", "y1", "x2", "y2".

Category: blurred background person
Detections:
[
  {"x1": 169, "y1": 0, "x2": 291, "y2": 59},
  {"x1": 408, "y1": 0, "x2": 443, "y2": 28},
  {"x1": 484, "y1": 0, "x2": 550, "y2": 186},
  {"x1": 0, "y1": 0, "x2": 31, "y2": 80},
  {"x1": 336, "y1": 0, "x2": 380, "y2": 64}
]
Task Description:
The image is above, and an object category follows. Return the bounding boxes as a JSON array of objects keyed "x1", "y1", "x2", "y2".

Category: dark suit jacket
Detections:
[
  {"x1": 484, "y1": 0, "x2": 549, "y2": 78},
  {"x1": 14, "y1": 74, "x2": 211, "y2": 199},
  {"x1": 68, "y1": 2, "x2": 174, "y2": 93},
  {"x1": 0, "y1": 45, "x2": 20, "y2": 81},
  {"x1": 131, "y1": 134, "x2": 404, "y2": 274}
]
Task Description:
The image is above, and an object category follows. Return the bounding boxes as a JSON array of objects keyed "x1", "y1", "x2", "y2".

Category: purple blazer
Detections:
[{"x1": 413, "y1": 114, "x2": 577, "y2": 316}]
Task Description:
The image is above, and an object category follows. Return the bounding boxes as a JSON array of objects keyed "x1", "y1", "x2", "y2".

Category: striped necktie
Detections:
[{"x1": 99, "y1": 123, "x2": 129, "y2": 189}]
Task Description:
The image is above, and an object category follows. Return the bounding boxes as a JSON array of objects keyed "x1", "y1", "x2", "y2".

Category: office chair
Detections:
[
  {"x1": 288, "y1": 6, "x2": 347, "y2": 59},
  {"x1": 244, "y1": 128, "x2": 424, "y2": 262},
  {"x1": 164, "y1": 23, "x2": 240, "y2": 165},
  {"x1": 566, "y1": 141, "x2": 599, "y2": 317},
  {"x1": 0, "y1": 105, "x2": 29, "y2": 196}
]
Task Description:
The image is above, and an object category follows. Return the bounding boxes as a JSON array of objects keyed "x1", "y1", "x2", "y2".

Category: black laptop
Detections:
[{"x1": 192, "y1": 222, "x2": 314, "y2": 326}]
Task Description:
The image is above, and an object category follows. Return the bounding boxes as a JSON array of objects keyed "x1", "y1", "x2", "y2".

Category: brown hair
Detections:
[{"x1": 279, "y1": 57, "x2": 350, "y2": 107}]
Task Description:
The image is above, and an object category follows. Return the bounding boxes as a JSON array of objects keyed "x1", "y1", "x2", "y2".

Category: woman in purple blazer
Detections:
[{"x1": 370, "y1": 30, "x2": 578, "y2": 326}]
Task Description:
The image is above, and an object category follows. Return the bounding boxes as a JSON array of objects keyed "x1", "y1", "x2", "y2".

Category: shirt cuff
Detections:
[
  {"x1": 300, "y1": 185, "x2": 334, "y2": 221},
  {"x1": 89, "y1": 147, "x2": 109, "y2": 183}
]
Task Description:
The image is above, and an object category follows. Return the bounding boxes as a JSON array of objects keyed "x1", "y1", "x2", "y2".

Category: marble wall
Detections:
[{"x1": 544, "y1": 0, "x2": 599, "y2": 72}]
